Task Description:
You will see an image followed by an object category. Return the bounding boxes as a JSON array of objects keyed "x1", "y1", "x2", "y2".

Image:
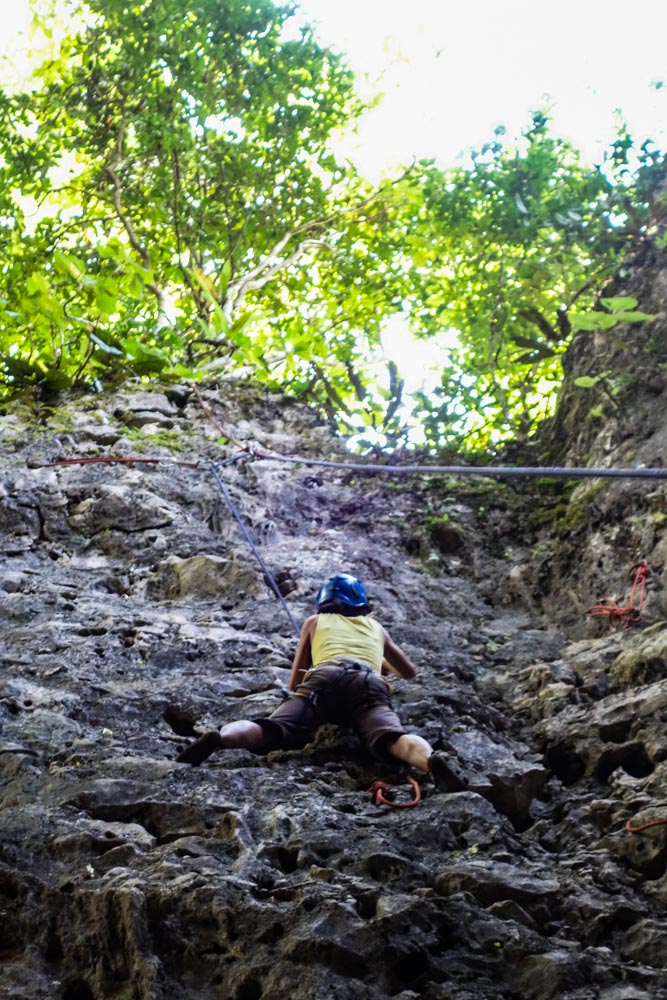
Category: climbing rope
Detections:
[
  {"x1": 28, "y1": 455, "x2": 201, "y2": 469},
  {"x1": 210, "y1": 456, "x2": 301, "y2": 636},
  {"x1": 28, "y1": 442, "x2": 666, "y2": 637},
  {"x1": 247, "y1": 448, "x2": 667, "y2": 481},
  {"x1": 587, "y1": 560, "x2": 651, "y2": 627},
  {"x1": 625, "y1": 814, "x2": 667, "y2": 833},
  {"x1": 367, "y1": 775, "x2": 422, "y2": 809},
  {"x1": 29, "y1": 448, "x2": 667, "y2": 480}
]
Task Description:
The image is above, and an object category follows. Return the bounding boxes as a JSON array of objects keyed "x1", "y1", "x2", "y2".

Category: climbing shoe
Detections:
[
  {"x1": 428, "y1": 753, "x2": 468, "y2": 793},
  {"x1": 176, "y1": 730, "x2": 223, "y2": 766}
]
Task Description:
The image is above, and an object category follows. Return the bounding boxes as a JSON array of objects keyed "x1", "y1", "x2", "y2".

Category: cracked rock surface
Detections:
[{"x1": 1, "y1": 381, "x2": 667, "y2": 999}]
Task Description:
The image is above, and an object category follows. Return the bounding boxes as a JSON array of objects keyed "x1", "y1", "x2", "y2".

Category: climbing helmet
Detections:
[{"x1": 316, "y1": 574, "x2": 368, "y2": 609}]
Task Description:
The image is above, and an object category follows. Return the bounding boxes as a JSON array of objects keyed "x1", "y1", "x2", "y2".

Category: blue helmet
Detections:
[{"x1": 316, "y1": 574, "x2": 368, "y2": 609}]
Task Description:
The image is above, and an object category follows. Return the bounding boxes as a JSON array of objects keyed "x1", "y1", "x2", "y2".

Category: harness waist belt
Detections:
[
  {"x1": 308, "y1": 657, "x2": 375, "y2": 675},
  {"x1": 339, "y1": 657, "x2": 376, "y2": 671}
]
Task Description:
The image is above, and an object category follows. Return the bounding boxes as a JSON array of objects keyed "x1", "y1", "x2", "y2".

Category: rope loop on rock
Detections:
[
  {"x1": 625, "y1": 814, "x2": 667, "y2": 833},
  {"x1": 587, "y1": 560, "x2": 651, "y2": 628},
  {"x1": 367, "y1": 775, "x2": 421, "y2": 809}
]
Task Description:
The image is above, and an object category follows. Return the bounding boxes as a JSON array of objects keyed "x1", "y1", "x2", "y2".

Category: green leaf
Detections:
[
  {"x1": 165, "y1": 362, "x2": 199, "y2": 379},
  {"x1": 611, "y1": 311, "x2": 654, "y2": 323},
  {"x1": 54, "y1": 250, "x2": 86, "y2": 280},
  {"x1": 219, "y1": 260, "x2": 232, "y2": 299},
  {"x1": 94, "y1": 286, "x2": 119, "y2": 316},
  {"x1": 599, "y1": 296, "x2": 638, "y2": 311},
  {"x1": 191, "y1": 268, "x2": 219, "y2": 301},
  {"x1": 1, "y1": 356, "x2": 40, "y2": 380},
  {"x1": 230, "y1": 310, "x2": 260, "y2": 336},
  {"x1": 122, "y1": 336, "x2": 168, "y2": 374},
  {"x1": 573, "y1": 375, "x2": 601, "y2": 388},
  {"x1": 26, "y1": 272, "x2": 51, "y2": 296},
  {"x1": 570, "y1": 312, "x2": 620, "y2": 331},
  {"x1": 40, "y1": 369, "x2": 74, "y2": 390}
]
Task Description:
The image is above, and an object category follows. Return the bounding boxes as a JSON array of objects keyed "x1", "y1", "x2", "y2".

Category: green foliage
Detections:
[
  {"x1": 573, "y1": 372, "x2": 612, "y2": 389},
  {"x1": 570, "y1": 296, "x2": 654, "y2": 331},
  {"x1": 0, "y1": 0, "x2": 396, "y2": 402},
  {"x1": 402, "y1": 113, "x2": 664, "y2": 450},
  {"x1": 0, "y1": 6, "x2": 663, "y2": 455},
  {"x1": 557, "y1": 480, "x2": 608, "y2": 533}
]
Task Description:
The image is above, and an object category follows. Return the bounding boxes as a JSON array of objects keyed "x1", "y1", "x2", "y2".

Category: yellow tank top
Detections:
[{"x1": 311, "y1": 614, "x2": 384, "y2": 672}]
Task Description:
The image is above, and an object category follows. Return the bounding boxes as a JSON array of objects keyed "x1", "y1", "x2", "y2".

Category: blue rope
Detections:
[{"x1": 210, "y1": 457, "x2": 300, "y2": 636}]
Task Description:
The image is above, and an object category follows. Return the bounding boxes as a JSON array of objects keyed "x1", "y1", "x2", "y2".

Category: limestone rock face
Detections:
[
  {"x1": 147, "y1": 553, "x2": 260, "y2": 601},
  {"x1": 505, "y1": 237, "x2": 667, "y2": 636},
  {"x1": 1, "y1": 380, "x2": 667, "y2": 999},
  {"x1": 68, "y1": 484, "x2": 177, "y2": 535}
]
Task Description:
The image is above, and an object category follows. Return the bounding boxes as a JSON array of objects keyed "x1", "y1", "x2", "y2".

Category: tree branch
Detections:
[
  {"x1": 103, "y1": 114, "x2": 170, "y2": 325},
  {"x1": 220, "y1": 169, "x2": 414, "y2": 324},
  {"x1": 487, "y1": 264, "x2": 512, "y2": 427}
]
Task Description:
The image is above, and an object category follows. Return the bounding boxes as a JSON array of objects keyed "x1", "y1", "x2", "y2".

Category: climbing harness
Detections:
[
  {"x1": 587, "y1": 560, "x2": 651, "y2": 627},
  {"x1": 367, "y1": 774, "x2": 421, "y2": 809}
]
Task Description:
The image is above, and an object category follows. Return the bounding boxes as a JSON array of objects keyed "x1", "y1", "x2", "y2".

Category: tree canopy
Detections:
[
  {"x1": 0, "y1": 0, "x2": 664, "y2": 454},
  {"x1": 404, "y1": 116, "x2": 664, "y2": 450}
]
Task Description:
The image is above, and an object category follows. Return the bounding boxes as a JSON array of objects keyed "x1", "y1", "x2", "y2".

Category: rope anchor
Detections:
[{"x1": 587, "y1": 560, "x2": 651, "y2": 628}]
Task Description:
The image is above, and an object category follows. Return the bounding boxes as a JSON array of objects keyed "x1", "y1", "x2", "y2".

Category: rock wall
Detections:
[
  {"x1": 1, "y1": 376, "x2": 667, "y2": 999},
  {"x1": 508, "y1": 234, "x2": 667, "y2": 632}
]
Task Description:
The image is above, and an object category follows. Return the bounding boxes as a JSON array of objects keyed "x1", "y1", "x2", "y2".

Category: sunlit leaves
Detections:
[
  {"x1": 0, "y1": 0, "x2": 372, "y2": 399},
  {"x1": 0, "y1": 5, "x2": 663, "y2": 457},
  {"x1": 570, "y1": 296, "x2": 654, "y2": 331},
  {"x1": 403, "y1": 112, "x2": 663, "y2": 450}
]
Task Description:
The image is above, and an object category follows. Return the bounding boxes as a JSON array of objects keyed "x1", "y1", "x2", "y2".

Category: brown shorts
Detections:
[{"x1": 254, "y1": 662, "x2": 406, "y2": 752}]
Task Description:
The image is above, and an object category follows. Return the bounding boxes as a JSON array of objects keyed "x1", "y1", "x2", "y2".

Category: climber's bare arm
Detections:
[
  {"x1": 381, "y1": 657, "x2": 407, "y2": 678},
  {"x1": 381, "y1": 628, "x2": 417, "y2": 679},
  {"x1": 288, "y1": 615, "x2": 317, "y2": 690}
]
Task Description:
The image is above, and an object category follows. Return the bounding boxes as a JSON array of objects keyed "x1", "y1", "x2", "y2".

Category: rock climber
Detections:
[{"x1": 176, "y1": 573, "x2": 464, "y2": 791}]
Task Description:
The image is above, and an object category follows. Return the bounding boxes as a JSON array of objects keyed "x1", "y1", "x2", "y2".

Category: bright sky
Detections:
[
  {"x1": 293, "y1": 0, "x2": 667, "y2": 408},
  {"x1": 295, "y1": 0, "x2": 667, "y2": 178},
  {"x1": 3, "y1": 0, "x2": 665, "y2": 170}
]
